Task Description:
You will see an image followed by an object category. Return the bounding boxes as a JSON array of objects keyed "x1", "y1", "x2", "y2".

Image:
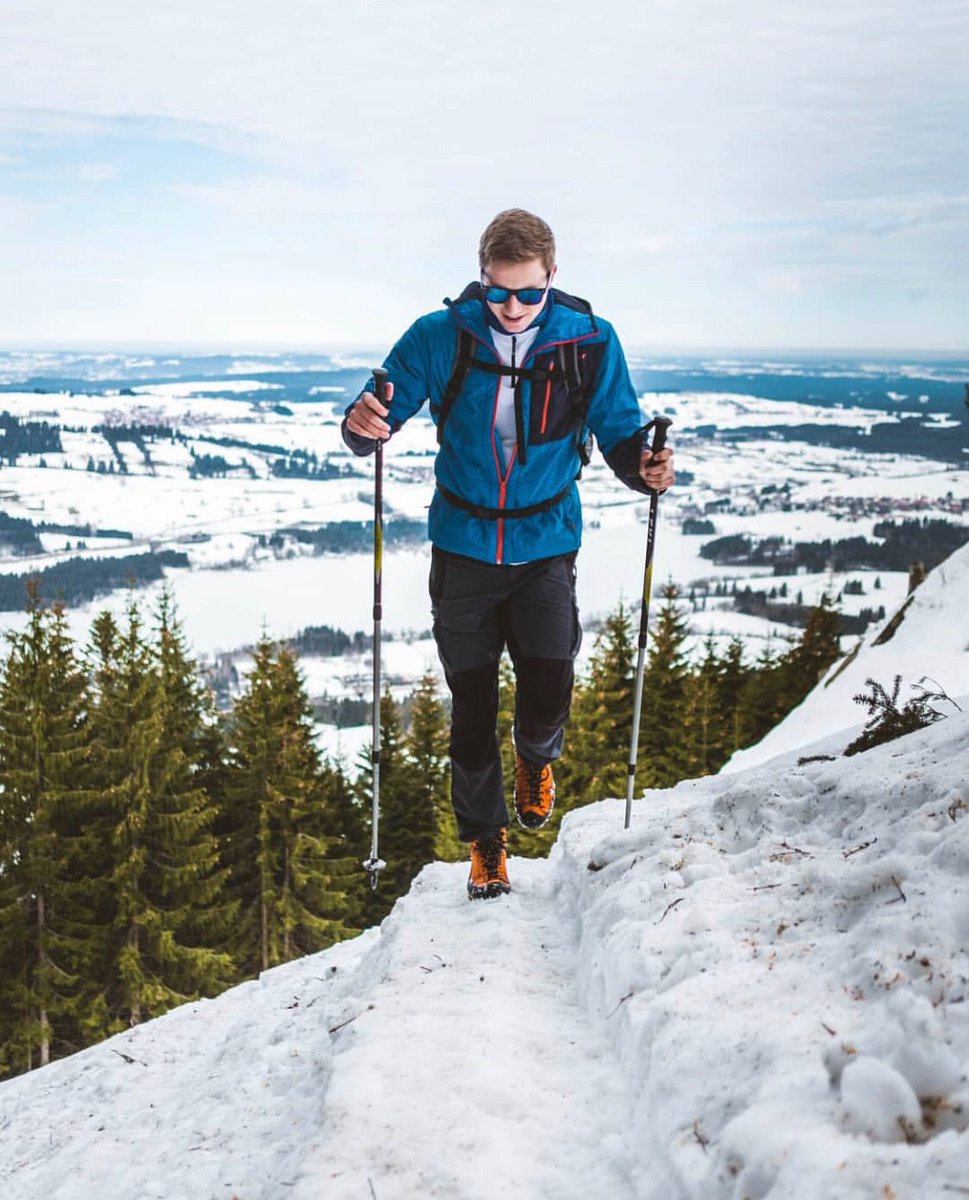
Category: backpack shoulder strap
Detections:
[
  {"x1": 437, "y1": 327, "x2": 476, "y2": 445},
  {"x1": 558, "y1": 342, "x2": 594, "y2": 467},
  {"x1": 557, "y1": 342, "x2": 585, "y2": 411}
]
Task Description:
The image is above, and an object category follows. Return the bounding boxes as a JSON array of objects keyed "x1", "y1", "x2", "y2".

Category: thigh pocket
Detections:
[
  {"x1": 429, "y1": 550, "x2": 502, "y2": 674},
  {"x1": 428, "y1": 545, "x2": 448, "y2": 603}
]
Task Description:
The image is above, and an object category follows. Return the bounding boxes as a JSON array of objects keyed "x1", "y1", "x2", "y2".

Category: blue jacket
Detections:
[{"x1": 342, "y1": 284, "x2": 651, "y2": 565}]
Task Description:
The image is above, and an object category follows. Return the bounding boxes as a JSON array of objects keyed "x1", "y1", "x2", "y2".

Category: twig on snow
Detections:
[
  {"x1": 111, "y1": 1048, "x2": 147, "y2": 1067},
  {"x1": 656, "y1": 897, "x2": 685, "y2": 924},
  {"x1": 777, "y1": 841, "x2": 812, "y2": 858},
  {"x1": 693, "y1": 1120, "x2": 709, "y2": 1154},
  {"x1": 843, "y1": 838, "x2": 877, "y2": 859},
  {"x1": 608, "y1": 991, "x2": 634, "y2": 1017},
  {"x1": 887, "y1": 876, "x2": 907, "y2": 905},
  {"x1": 328, "y1": 1004, "x2": 374, "y2": 1035}
]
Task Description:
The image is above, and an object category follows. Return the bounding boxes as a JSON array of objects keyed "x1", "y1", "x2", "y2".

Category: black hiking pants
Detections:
[{"x1": 429, "y1": 546, "x2": 581, "y2": 841}]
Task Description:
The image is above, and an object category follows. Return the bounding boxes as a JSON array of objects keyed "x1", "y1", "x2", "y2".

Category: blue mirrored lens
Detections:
[{"x1": 483, "y1": 285, "x2": 546, "y2": 305}]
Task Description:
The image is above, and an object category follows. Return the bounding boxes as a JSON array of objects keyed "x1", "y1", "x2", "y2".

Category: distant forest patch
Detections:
[
  {"x1": 689, "y1": 416, "x2": 968, "y2": 464},
  {"x1": 729, "y1": 586, "x2": 886, "y2": 634},
  {"x1": 0, "y1": 551, "x2": 189, "y2": 611},
  {"x1": 700, "y1": 518, "x2": 969, "y2": 574},
  {"x1": 293, "y1": 624, "x2": 370, "y2": 656},
  {"x1": 0, "y1": 412, "x2": 62, "y2": 464},
  {"x1": 265, "y1": 519, "x2": 426, "y2": 555},
  {"x1": 0, "y1": 512, "x2": 133, "y2": 557}
]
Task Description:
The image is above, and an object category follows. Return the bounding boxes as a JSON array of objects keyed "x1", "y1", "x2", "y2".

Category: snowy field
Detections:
[
  {"x1": 0, "y1": 382, "x2": 963, "y2": 677},
  {"x1": 2, "y1": 368, "x2": 969, "y2": 1198},
  {"x1": 2, "y1": 706, "x2": 967, "y2": 1199}
]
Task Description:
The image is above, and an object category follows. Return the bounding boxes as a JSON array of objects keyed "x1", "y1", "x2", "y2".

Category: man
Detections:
[{"x1": 342, "y1": 208, "x2": 674, "y2": 900}]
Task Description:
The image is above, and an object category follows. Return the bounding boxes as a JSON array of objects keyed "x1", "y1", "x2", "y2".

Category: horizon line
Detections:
[{"x1": 1, "y1": 340, "x2": 968, "y2": 361}]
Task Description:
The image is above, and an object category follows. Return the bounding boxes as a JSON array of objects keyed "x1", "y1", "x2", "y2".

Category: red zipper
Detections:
[
  {"x1": 496, "y1": 479, "x2": 508, "y2": 563},
  {"x1": 540, "y1": 361, "x2": 553, "y2": 434},
  {"x1": 489, "y1": 375, "x2": 516, "y2": 564}
]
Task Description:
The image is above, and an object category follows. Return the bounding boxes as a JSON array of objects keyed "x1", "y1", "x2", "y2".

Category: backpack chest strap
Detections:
[{"x1": 437, "y1": 329, "x2": 587, "y2": 447}]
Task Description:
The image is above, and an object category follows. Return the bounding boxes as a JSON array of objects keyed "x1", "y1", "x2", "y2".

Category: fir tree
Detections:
[
  {"x1": 224, "y1": 637, "x2": 352, "y2": 974},
  {"x1": 716, "y1": 637, "x2": 749, "y2": 761},
  {"x1": 357, "y1": 690, "x2": 428, "y2": 920},
  {"x1": 406, "y1": 673, "x2": 459, "y2": 862},
  {"x1": 682, "y1": 636, "x2": 724, "y2": 779},
  {"x1": 317, "y1": 755, "x2": 369, "y2": 935},
  {"x1": 736, "y1": 638, "x2": 791, "y2": 749},
  {"x1": 0, "y1": 598, "x2": 98, "y2": 1074},
  {"x1": 782, "y1": 593, "x2": 842, "y2": 707},
  {"x1": 561, "y1": 602, "x2": 635, "y2": 807},
  {"x1": 86, "y1": 599, "x2": 234, "y2": 1027},
  {"x1": 637, "y1": 584, "x2": 692, "y2": 788}
]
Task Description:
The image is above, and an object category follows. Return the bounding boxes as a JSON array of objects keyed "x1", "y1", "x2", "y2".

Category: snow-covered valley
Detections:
[
  {"x1": 0, "y1": 359, "x2": 965, "y2": 702},
  {"x1": 1, "y1": 352, "x2": 969, "y2": 1198}
]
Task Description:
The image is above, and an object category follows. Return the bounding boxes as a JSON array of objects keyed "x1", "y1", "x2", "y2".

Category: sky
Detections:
[{"x1": 1, "y1": 0, "x2": 967, "y2": 352}]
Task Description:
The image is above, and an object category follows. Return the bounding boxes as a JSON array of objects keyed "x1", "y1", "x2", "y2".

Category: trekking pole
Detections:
[
  {"x1": 363, "y1": 367, "x2": 389, "y2": 889},
  {"x1": 624, "y1": 417, "x2": 673, "y2": 830}
]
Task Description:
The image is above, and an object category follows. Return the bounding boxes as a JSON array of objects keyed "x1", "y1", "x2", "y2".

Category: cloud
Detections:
[{"x1": 0, "y1": 1, "x2": 966, "y2": 348}]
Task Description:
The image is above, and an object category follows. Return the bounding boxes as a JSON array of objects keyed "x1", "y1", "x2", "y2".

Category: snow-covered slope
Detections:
[
  {"x1": 3, "y1": 710, "x2": 969, "y2": 1199},
  {"x1": 726, "y1": 540, "x2": 969, "y2": 772}
]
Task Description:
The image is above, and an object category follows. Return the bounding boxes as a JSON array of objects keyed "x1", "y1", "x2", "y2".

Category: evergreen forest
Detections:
[{"x1": 0, "y1": 584, "x2": 843, "y2": 1081}]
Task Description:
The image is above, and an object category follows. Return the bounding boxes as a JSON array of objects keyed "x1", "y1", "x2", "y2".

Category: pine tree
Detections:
[
  {"x1": 358, "y1": 690, "x2": 429, "y2": 920},
  {"x1": 561, "y1": 602, "x2": 635, "y2": 807},
  {"x1": 406, "y1": 673, "x2": 459, "y2": 862},
  {"x1": 682, "y1": 636, "x2": 724, "y2": 779},
  {"x1": 716, "y1": 637, "x2": 749, "y2": 761},
  {"x1": 317, "y1": 755, "x2": 369, "y2": 935},
  {"x1": 223, "y1": 636, "x2": 353, "y2": 974},
  {"x1": 637, "y1": 584, "x2": 692, "y2": 788},
  {"x1": 86, "y1": 598, "x2": 234, "y2": 1027},
  {"x1": 782, "y1": 594, "x2": 842, "y2": 708},
  {"x1": 0, "y1": 598, "x2": 99, "y2": 1075},
  {"x1": 736, "y1": 637, "x2": 791, "y2": 749}
]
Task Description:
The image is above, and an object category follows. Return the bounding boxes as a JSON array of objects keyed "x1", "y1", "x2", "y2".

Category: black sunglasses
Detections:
[{"x1": 481, "y1": 276, "x2": 550, "y2": 306}]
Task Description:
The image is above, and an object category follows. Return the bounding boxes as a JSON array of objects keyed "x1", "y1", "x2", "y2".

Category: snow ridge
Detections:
[
  {"x1": 561, "y1": 710, "x2": 969, "y2": 1199},
  {"x1": 2, "y1": 714, "x2": 969, "y2": 1198},
  {"x1": 726, "y1": 541, "x2": 969, "y2": 770}
]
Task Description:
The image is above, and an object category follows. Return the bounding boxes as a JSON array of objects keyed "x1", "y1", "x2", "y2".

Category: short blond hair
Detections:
[{"x1": 478, "y1": 209, "x2": 556, "y2": 273}]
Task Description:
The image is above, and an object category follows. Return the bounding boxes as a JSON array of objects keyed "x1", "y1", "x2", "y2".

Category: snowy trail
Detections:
[
  {"x1": 5, "y1": 709, "x2": 969, "y2": 1199},
  {"x1": 294, "y1": 857, "x2": 641, "y2": 1200}
]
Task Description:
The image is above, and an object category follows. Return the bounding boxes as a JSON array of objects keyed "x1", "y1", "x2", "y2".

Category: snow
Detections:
[
  {"x1": 0, "y1": 382, "x2": 965, "y2": 680},
  {"x1": 3, "y1": 706, "x2": 969, "y2": 1199},
  {"x1": 727, "y1": 541, "x2": 969, "y2": 771}
]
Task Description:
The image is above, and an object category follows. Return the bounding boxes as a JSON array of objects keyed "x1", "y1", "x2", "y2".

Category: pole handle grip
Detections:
[
  {"x1": 372, "y1": 366, "x2": 389, "y2": 405},
  {"x1": 647, "y1": 416, "x2": 672, "y2": 456}
]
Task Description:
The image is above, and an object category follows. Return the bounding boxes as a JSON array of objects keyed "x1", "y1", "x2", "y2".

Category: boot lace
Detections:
[
  {"x1": 477, "y1": 832, "x2": 505, "y2": 878},
  {"x1": 521, "y1": 762, "x2": 548, "y2": 807}
]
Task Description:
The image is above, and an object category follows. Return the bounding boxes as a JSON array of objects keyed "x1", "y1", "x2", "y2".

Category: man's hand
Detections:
[
  {"x1": 346, "y1": 382, "x2": 395, "y2": 440},
  {"x1": 639, "y1": 446, "x2": 674, "y2": 491}
]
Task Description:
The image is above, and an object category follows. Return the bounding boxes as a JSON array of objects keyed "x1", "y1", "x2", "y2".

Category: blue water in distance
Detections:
[{"x1": 0, "y1": 349, "x2": 966, "y2": 419}]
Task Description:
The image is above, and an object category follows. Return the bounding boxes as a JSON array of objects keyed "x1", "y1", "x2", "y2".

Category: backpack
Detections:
[{"x1": 436, "y1": 327, "x2": 595, "y2": 470}]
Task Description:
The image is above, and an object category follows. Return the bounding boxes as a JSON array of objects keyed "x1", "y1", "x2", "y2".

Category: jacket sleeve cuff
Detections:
[{"x1": 603, "y1": 427, "x2": 653, "y2": 496}]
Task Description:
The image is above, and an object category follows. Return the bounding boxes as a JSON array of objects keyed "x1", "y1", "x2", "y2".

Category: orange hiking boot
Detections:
[
  {"x1": 467, "y1": 827, "x2": 511, "y2": 900},
  {"x1": 515, "y1": 752, "x2": 555, "y2": 829}
]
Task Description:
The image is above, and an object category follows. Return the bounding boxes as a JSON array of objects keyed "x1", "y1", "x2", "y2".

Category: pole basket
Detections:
[{"x1": 362, "y1": 856, "x2": 386, "y2": 890}]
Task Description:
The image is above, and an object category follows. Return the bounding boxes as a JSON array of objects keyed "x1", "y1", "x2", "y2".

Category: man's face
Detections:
[{"x1": 481, "y1": 257, "x2": 555, "y2": 334}]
